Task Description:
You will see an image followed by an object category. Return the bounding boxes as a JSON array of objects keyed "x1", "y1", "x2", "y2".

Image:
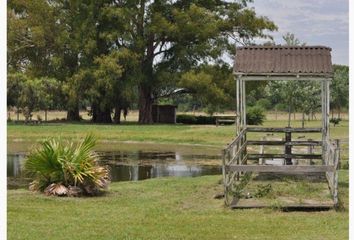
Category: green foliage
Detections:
[
  {"x1": 246, "y1": 106, "x2": 266, "y2": 125},
  {"x1": 231, "y1": 173, "x2": 252, "y2": 198},
  {"x1": 24, "y1": 134, "x2": 110, "y2": 196},
  {"x1": 177, "y1": 114, "x2": 216, "y2": 125},
  {"x1": 331, "y1": 65, "x2": 349, "y2": 117},
  {"x1": 8, "y1": 0, "x2": 277, "y2": 123},
  {"x1": 330, "y1": 118, "x2": 342, "y2": 127},
  {"x1": 255, "y1": 99, "x2": 272, "y2": 110},
  {"x1": 254, "y1": 184, "x2": 273, "y2": 198}
]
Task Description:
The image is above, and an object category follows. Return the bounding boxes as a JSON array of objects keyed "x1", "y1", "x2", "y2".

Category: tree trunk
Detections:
[
  {"x1": 45, "y1": 109, "x2": 48, "y2": 122},
  {"x1": 287, "y1": 105, "x2": 291, "y2": 127},
  {"x1": 113, "y1": 105, "x2": 121, "y2": 124},
  {"x1": 302, "y1": 112, "x2": 305, "y2": 128},
  {"x1": 16, "y1": 107, "x2": 19, "y2": 122},
  {"x1": 67, "y1": 107, "x2": 80, "y2": 121},
  {"x1": 138, "y1": 87, "x2": 154, "y2": 124},
  {"x1": 92, "y1": 103, "x2": 112, "y2": 123},
  {"x1": 338, "y1": 107, "x2": 341, "y2": 118}
]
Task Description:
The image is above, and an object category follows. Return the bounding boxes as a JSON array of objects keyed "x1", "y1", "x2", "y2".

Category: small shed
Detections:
[
  {"x1": 222, "y1": 46, "x2": 339, "y2": 209},
  {"x1": 152, "y1": 104, "x2": 177, "y2": 124}
]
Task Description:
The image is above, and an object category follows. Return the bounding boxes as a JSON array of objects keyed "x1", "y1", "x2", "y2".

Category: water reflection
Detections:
[{"x1": 7, "y1": 150, "x2": 221, "y2": 185}]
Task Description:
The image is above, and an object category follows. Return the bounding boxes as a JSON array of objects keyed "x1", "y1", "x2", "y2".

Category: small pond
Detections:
[{"x1": 7, "y1": 147, "x2": 222, "y2": 189}]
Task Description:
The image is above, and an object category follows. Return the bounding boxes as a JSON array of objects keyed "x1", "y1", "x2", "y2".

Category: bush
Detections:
[
  {"x1": 176, "y1": 114, "x2": 197, "y2": 124},
  {"x1": 177, "y1": 114, "x2": 217, "y2": 124},
  {"x1": 24, "y1": 134, "x2": 110, "y2": 197},
  {"x1": 256, "y1": 99, "x2": 272, "y2": 110},
  {"x1": 246, "y1": 106, "x2": 266, "y2": 125},
  {"x1": 330, "y1": 118, "x2": 341, "y2": 127}
]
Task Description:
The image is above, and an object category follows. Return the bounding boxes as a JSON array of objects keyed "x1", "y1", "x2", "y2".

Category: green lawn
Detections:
[
  {"x1": 7, "y1": 120, "x2": 349, "y2": 239},
  {"x1": 7, "y1": 119, "x2": 349, "y2": 147},
  {"x1": 8, "y1": 171, "x2": 349, "y2": 240}
]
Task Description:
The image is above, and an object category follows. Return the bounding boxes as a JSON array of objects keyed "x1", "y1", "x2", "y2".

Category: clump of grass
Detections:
[
  {"x1": 24, "y1": 134, "x2": 110, "y2": 197},
  {"x1": 254, "y1": 184, "x2": 273, "y2": 198}
]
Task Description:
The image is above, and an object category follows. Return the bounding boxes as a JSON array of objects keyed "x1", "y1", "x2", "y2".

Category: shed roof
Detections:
[{"x1": 234, "y1": 46, "x2": 333, "y2": 77}]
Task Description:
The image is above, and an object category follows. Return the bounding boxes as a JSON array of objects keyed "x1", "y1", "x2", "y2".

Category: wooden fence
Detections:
[{"x1": 222, "y1": 126, "x2": 339, "y2": 208}]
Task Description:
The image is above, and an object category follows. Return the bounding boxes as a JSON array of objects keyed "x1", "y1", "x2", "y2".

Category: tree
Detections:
[
  {"x1": 8, "y1": 1, "x2": 277, "y2": 123},
  {"x1": 331, "y1": 65, "x2": 349, "y2": 118},
  {"x1": 7, "y1": 73, "x2": 26, "y2": 121},
  {"x1": 37, "y1": 77, "x2": 62, "y2": 122},
  {"x1": 283, "y1": 32, "x2": 305, "y2": 46},
  {"x1": 178, "y1": 63, "x2": 234, "y2": 115},
  {"x1": 107, "y1": 1, "x2": 276, "y2": 123}
]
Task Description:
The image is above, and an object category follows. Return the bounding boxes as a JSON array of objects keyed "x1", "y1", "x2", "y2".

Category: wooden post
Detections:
[
  {"x1": 259, "y1": 136, "x2": 265, "y2": 165},
  {"x1": 335, "y1": 139, "x2": 341, "y2": 169},
  {"x1": 242, "y1": 79, "x2": 246, "y2": 128},
  {"x1": 308, "y1": 138, "x2": 314, "y2": 165},
  {"x1": 333, "y1": 142, "x2": 339, "y2": 208},
  {"x1": 321, "y1": 80, "x2": 330, "y2": 165},
  {"x1": 235, "y1": 76, "x2": 240, "y2": 135},
  {"x1": 222, "y1": 149, "x2": 228, "y2": 205},
  {"x1": 285, "y1": 129, "x2": 292, "y2": 165}
]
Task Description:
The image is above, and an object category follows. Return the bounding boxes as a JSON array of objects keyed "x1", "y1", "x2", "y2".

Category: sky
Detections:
[{"x1": 249, "y1": 0, "x2": 349, "y2": 65}]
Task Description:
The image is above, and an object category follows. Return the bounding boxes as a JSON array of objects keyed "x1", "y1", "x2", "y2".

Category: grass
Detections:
[
  {"x1": 7, "y1": 118, "x2": 349, "y2": 146},
  {"x1": 7, "y1": 112, "x2": 349, "y2": 239},
  {"x1": 8, "y1": 171, "x2": 349, "y2": 240}
]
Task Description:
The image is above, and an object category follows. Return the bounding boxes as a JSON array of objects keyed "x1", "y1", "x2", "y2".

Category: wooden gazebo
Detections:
[{"x1": 222, "y1": 46, "x2": 339, "y2": 209}]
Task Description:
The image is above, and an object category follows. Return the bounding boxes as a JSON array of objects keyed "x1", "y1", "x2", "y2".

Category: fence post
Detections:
[
  {"x1": 308, "y1": 138, "x2": 314, "y2": 165},
  {"x1": 335, "y1": 139, "x2": 341, "y2": 169},
  {"x1": 285, "y1": 129, "x2": 292, "y2": 165}
]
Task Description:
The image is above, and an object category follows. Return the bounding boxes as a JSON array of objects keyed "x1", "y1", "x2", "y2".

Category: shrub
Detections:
[
  {"x1": 24, "y1": 134, "x2": 110, "y2": 197},
  {"x1": 330, "y1": 118, "x2": 341, "y2": 127},
  {"x1": 176, "y1": 114, "x2": 197, "y2": 124},
  {"x1": 256, "y1": 99, "x2": 272, "y2": 110},
  {"x1": 246, "y1": 106, "x2": 266, "y2": 125},
  {"x1": 177, "y1": 114, "x2": 217, "y2": 124}
]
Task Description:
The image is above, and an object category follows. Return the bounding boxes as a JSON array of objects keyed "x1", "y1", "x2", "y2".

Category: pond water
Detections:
[{"x1": 7, "y1": 148, "x2": 222, "y2": 188}]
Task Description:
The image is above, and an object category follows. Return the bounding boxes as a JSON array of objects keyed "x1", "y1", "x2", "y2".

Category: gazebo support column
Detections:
[{"x1": 321, "y1": 79, "x2": 330, "y2": 164}]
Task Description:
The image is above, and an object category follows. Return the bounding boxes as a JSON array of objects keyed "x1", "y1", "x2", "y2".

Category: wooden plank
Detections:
[
  {"x1": 226, "y1": 165, "x2": 335, "y2": 173},
  {"x1": 286, "y1": 141, "x2": 322, "y2": 146},
  {"x1": 247, "y1": 153, "x2": 322, "y2": 160},
  {"x1": 247, "y1": 127, "x2": 322, "y2": 133},
  {"x1": 229, "y1": 141, "x2": 247, "y2": 165},
  {"x1": 247, "y1": 140, "x2": 286, "y2": 145},
  {"x1": 230, "y1": 204, "x2": 333, "y2": 210},
  {"x1": 247, "y1": 140, "x2": 322, "y2": 146}
]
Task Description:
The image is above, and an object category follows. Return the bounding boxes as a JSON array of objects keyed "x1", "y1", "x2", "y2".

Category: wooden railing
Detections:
[
  {"x1": 222, "y1": 127, "x2": 340, "y2": 208},
  {"x1": 222, "y1": 128, "x2": 247, "y2": 205},
  {"x1": 324, "y1": 140, "x2": 339, "y2": 206}
]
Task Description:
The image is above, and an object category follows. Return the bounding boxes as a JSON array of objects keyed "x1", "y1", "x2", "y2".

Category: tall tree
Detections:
[{"x1": 107, "y1": 1, "x2": 276, "y2": 123}]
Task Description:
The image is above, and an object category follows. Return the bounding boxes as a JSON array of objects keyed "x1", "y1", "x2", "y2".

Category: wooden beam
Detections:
[
  {"x1": 226, "y1": 165, "x2": 335, "y2": 173},
  {"x1": 247, "y1": 153, "x2": 322, "y2": 160},
  {"x1": 247, "y1": 140, "x2": 322, "y2": 146},
  {"x1": 224, "y1": 128, "x2": 247, "y2": 150},
  {"x1": 247, "y1": 127, "x2": 322, "y2": 133}
]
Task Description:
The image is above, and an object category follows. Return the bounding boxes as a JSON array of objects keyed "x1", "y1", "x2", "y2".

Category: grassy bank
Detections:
[
  {"x1": 7, "y1": 119, "x2": 349, "y2": 146},
  {"x1": 8, "y1": 172, "x2": 349, "y2": 240}
]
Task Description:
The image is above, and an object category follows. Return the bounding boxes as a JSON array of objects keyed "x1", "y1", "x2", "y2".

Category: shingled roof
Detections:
[{"x1": 234, "y1": 46, "x2": 333, "y2": 77}]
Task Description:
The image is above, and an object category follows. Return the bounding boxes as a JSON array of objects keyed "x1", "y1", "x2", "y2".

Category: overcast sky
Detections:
[{"x1": 249, "y1": 0, "x2": 349, "y2": 65}]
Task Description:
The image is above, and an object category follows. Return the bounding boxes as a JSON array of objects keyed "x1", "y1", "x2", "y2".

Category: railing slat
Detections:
[
  {"x1": 226, "y1": 165, "x2": 335, "y2": 173},
  {"x1": 247, "y1": 127, "x2": 322, "y2": 133}
]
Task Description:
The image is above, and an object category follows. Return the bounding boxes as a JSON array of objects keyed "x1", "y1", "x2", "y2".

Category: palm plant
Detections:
[{"x1": 24, "y1": 134, "x2": 110, "y2": 196}]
